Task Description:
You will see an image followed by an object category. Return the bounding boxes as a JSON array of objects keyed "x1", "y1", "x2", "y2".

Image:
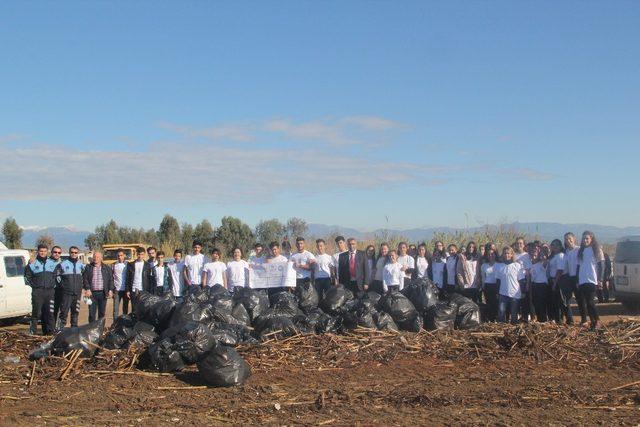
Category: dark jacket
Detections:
[
  {"x1": 338, "y1": 250, "x2": 366, "y2": 288},
  {"x1": 55, "y1": 259, "x2": 85, "y2": 295},
  {"x1": 24, "y1": 256, "x2": 59, "y2": 289},
  {"x1": 82, "y1": 263, "x2": 114, "y2": 294},
  {"x1": 125, "y1": 260, "x2": 156, "y2": 293}
]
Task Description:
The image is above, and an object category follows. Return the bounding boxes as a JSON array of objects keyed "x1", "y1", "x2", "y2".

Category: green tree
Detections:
[
  {"x1": 214, "y1": 216, "x2": 254, "y2": 257},
  {"x1": 1, "y1": 217, "x2": 22, "y2": 249},
  {"x1": 157, "y1": 214, "x2": 181, "y2": 247},
  {"x1": 36, "y1": 234, "x2": 54, "y2": 249},
  {"x1": 193, "y1": 220, "x2": 216, "y2": 253},
  {"x1": 255, "y1": 219, "x2": 286, "y2": 247},
  {"x1": 286, "y1": 217, "x2": 308, "y2": 240},
  {"x1": 180, "y1": 223, "x2": 194, "y2": 253}
]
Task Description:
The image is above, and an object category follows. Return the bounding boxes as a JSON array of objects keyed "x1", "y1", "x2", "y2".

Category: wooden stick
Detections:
[
  {"x1": 28, "y1": 360, "x2": 36, "y2": 387},
  {"x1": 156, "y1": 386, "x2": 208, "y2": 390},
  {"x1": 609, "y1": 380, "x2": 640, "y2": 391},
  {"x1": 59, "y1": 349, "x2": 82, "y2": 381}
]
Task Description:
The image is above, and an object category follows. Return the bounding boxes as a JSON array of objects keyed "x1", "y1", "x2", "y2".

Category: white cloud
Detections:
[
  {"x1": 158, "y1": 122, "x2": 255, "y2": 142},
  {"x1": 500, "y1": 167, "x2": 554, "y2": 181},
  {"x1": 0, "y1": 133, "x2": 24, "y2": 144}
]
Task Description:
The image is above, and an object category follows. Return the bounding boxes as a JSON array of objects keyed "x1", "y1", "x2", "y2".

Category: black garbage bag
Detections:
[
  {"x1": 206, "y1": 284, "x2": 231, "y2": 299},
  {"x1": 134, "y1": 292, "x2": 177, "y2": 329},
  {"x1": 320, "y1": 285, "x2": 354, "y2": 315},
  {"x1": 291, "y1": 314, "x2": 316, "y2": 334},
  {"x1": 209, "y1": 295, "x2": 245, "y2": 325},
  {"x1": 269, "y1": 292, "x2": 301, "y2": 317},
  {"x1": 424, "y1": 301, "x2": 457, "y2": 331},
  {"x1": 187, "y1": 285, "x2": 210, "y2": 303},
  {"x1": 448, "y1": 294, "x2": 481, "y2": 330},
  {"x1": 29, "y1": 318, "x2": 106, "y2": 360},
  {"x1": 378, "y1": 291, "x2": 423, "y2": 332},
  {"x1": 197, "y1": 344, "x2": 251, "y2": 387},
  {"x1": 208, "y1": 322, "x2": 256, "y2": 346},
  {"x1": 373, "y1": 311, "x2": 399, "y2": 332},
  {"x1": 231, "y1": 303, "x2": 251, "y2": 326},
  {"x1": 233, "y1": 287, "x2": 269, "y2": 322},
  {"x1": 315, "y1": 313, "x2": 343, "y2": 334},
  {"x1": 147, "y1": 338, "x2": 185, "y2": 372},
  {"x1": 402, "y1": 278, "x2": 439, "y2": 314},
  {"x1": 254, "y1": 315, "x2": 299, "y2": 340},
  {"x1": 365, "y1": 291, "x2": 382, "y2": 307},
  {"x1": 170, "y1": 321, "x2": 217, "y2": 364},
  {"x1": 294, "y1": 281, "x2": 319, "y2": 310},
  {"x1": 169, "y1": 299, "x2": 214, "y2": 328},
  {"x1": 103, "y1": 315, "x2": 157, "y2": 349}
]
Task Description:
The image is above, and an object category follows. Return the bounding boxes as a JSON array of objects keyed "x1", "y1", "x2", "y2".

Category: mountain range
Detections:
[{"x1": 10, "y1": 222, "x2": 640, "y2": 250}]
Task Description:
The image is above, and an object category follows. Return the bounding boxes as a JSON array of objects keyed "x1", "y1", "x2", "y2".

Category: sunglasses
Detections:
[
  {"x1": 70, "y1": 251, "x2": 79, "y2": 254},
  {"x1": 52, "y1": 251, "x2": 62, "y2": 254}
]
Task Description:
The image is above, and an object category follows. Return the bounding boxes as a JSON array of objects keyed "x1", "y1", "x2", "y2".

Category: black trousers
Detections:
[
  {"x1": 519, "y1": 279, "x2": 533, "y2": 322},
  {"x1": 370, "y1": 280, "x2": 384, "y2": 295},
  {"x1": 313, "y1": 277, "x2": 332, "y2": 299},
  {"x1": 444, "y1": 284, "x2": 456, "y2": 296},
  {"x1": 113, "y1": 290, "x2": 130, "y2": 319},
  {"x1": 53, "y1": 286, "x2": 64, "y2": 324},
  {"x1": 576, "y1": 283, "x2": 599, "y2": 325},
  {"x1": 387, "y1": 285, "x2": 400, "y2": 293},
  {"x1": 558, "y1": 275, "x2": 577, "y2": 324},
  {"x1": 483, "y1": 283, "x2": 499, "y2": 322},
  {"x1": 89, "y1": 291, "x2": 107, "y2": 323},
  {"x1": 531, "y1": 283, "x2": 549, "y2": 322},
  {"x1": 31, "y1": 287, "x2": 55, "y2": 335},
  {"x1": 345, "y1": 280, "x2": 362, "y2": 297},
  {"x1": 459, "y1": 288, "x2": 479, "y2": 303},
  {"x1": 58, "y1": 292, "x2": 81, "y2": 328},
  {"x1": 547, "y1": 279, "x2": 562, "y2": 323}
]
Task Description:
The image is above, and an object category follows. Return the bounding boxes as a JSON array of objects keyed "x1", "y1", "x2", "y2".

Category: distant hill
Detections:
[{"x1": 7, "y1": 222, "x2": 639, "y2": 250}]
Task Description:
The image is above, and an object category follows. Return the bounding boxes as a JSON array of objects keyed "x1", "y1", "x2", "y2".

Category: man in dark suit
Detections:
[{"x1": 338, "y1": 237, "x2": 367, "y2": 296}]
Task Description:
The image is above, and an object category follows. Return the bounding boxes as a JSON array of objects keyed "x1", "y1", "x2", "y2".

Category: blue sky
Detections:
[{"x1": 1, "y1": 1, "x2": 638, "y2": 232}]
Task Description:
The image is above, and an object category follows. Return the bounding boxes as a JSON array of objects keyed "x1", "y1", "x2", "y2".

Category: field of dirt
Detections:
[{"x1": 1, "y1": 315, "x2": 640, "y2": 425}]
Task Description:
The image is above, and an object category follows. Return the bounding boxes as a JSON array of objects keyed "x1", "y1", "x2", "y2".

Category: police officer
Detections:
[
  {"x1": 54, "y1": 246, "x2": 85, "y2": 330},
  {"x1": 23, "y1": 244, "x2": 58, "y2": 335},
  {"x1": 50, "y1": 246, "x2": 63, "y2": 322}
]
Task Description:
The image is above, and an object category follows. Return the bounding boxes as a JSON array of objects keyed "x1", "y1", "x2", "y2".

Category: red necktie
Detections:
[{"x1": 349, "y1": 252, "x2": 356, "y2": 279}]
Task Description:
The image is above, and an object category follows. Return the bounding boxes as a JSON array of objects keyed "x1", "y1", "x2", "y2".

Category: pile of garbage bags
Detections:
[{"x1": 28, "y1": 277, "x2": 481, "y2": 387}]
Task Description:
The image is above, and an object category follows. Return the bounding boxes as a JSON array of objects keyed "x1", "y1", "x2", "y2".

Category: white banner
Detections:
[{"x1": 249, "y1": 261, "x2": 296, "y2": 289}]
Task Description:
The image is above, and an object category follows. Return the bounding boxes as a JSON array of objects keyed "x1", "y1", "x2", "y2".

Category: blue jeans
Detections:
[{"x1": 498, "y1": 294, "x2": 520, "y2": 325}]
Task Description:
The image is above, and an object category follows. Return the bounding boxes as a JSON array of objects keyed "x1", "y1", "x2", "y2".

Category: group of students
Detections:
[{"x1": 23, "y1": 230, "x2": 609, "y2": 335}]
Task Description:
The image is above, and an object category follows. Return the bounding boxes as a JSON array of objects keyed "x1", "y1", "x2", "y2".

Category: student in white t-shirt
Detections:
[
  {"x1": 513, "y1": 237, "x2": 533, "y2": 322},
  {"x1": 112, "y1": 249, "x2": 129, "y2": 319},
  {"x1": 457, "y1": 241, "x2": 480, "y2": 302},
  {"x1": 397, "y1": 242, "x2": 415, "y2": 287},
  {"x1": 314, "y1": 239, "x2": 334, "y2": 298},
  {"x1": 290, "y1": 237, "x2": 316, "y2": 288},
  {"x1": 561, "y1": 232, "x2": 580, "y2": 325},
  {"x1": 548, "y1": 239, "x2": 566, "y2": 324},
  {"x1": 184, "y1": 240, "x2": 208, "y2": 289},
  {"x1": 444, "y1": 244, "x2": 459, "y2": 295},
  {"x1": 415, "y1": 243, "x2": 429, "y2": 280},
  {"x1": 372, "y1": 243, "x2": 389, "y2": 295},
  {"x1": 383, "y1": 250, "x2": 405, "y2": 292},
  {"x1": 167, "y1": 249, "x2": 186, "y2": 302},
  {"x1": 496, "y1": 246, "x2": 524, "y2": 325},
  {"x1": 429, "y1": 241, "x2": 447, "y2": 291},
  {"x1": 331, "y1": 236, "x2": 347, "y2": 285},
  {"x1": 480, "y1": 246, "x2": 499, "y2": 322},
  {"x1": 202, "y1": 248, "x2": 227, "y2": 289},
  {"x1": 529, "y1": 245, "x2": 550, "y2": 322},
  {"x1": 576, "y1": 231, "x2": 604, "y2": 330},
  {"x1": 226, "y1": 248, "x2": 250, "y2": 293},
  {"x1": 267, "y1": 241, "x2": 290, "y2": 296},
  {"x1": 154, "y1": 251, "x2": 170, "y2": 295},
  {"x1": 248, "y1": 243, "x2": 266, "y2": 268}
]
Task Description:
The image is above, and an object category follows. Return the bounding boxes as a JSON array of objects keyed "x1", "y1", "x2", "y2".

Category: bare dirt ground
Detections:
[{"x1": 1, "y1": 302, "x2": 639, "y2": 426}]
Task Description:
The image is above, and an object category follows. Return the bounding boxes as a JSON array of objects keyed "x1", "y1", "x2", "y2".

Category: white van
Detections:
[
  {"x1": 614, "y1": 236, "x2": 640, "y2": 310},
  {"x1": 0, "y1": 243, "x2": 31, "y2": 320}
]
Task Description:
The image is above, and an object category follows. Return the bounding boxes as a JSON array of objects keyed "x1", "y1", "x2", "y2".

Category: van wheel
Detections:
[{"x1": 621, "y1": 299, "x2": 640, "y2": 314}]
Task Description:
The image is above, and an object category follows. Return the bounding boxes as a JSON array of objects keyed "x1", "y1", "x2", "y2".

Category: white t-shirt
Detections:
[
  {"x1": 446, "y1": 256, "x2": 457, "y2": 285},
  {"x1": 203, "y1": 261, "x2": 226, "y2": 287},
  {"x1": 496, "y1": 262, "x2": 523, "y2": 299},
  {"x1": 463, "y1": 258, "x2": 478, "y2": 289},
  {"x1": 530, "y1": 262, "x2": 548, "y2": 284},
  {"x1": 226, "y1": 260, "x2": 249, "y2": 291},
  {"x1": 248, "y1": 255, "x2": 266, "y2": 267},
  {"x1": 431, "y1": 257, "x2": 446, "y2": 288},
  {"x1": 113, "y1": 262, "x2": 127, "y2": 292},
  {"x1": 155, "y1": 265, "x2": 165, "y2": 288},
  {"x1": 397, "y1": 255, "x2": 415, "y2": 279},
  {"x1": 383, "y1": 262, "x2": 404, "y2": 291},
  {"x1": 514, "y1": 252, "x2": 531, "y2": 281},
  {"x1": 290, "y1": 250, "x2": 316, "y2": 280},
  {"x1": 416, "y1": 256, "x2": 429, "y2": 278},
  {"x1": 269, "y1": 254, "x2": 289, "y2": 263},
  {"x1": 564, "y1": 247, "x2": 579, "y2": 277},
  {"x1": 132, "y1": 261, "x2": 144, "y2": 292},
  {"x1": 481, "y1": 262, "x2": 498, "y2": 284},
  {"x1": 185, "y1": 253, "x2": 208, "y2": 285},
  {"x1": 167, "y1": 261, "x2": 185, "y2": 296},
  {"x1": 332, "y1": 251, "x2": 346, "y2": 278},
  {"x1": 314, "y1": 253, "x2": 334, "y2": 279},
  {"x1": 548, "y1": 253, "x2": 565, "y2": 278},
  {"x1": 578, "y1": 247, "x2": 599, "y2": 286},
  {"x1": 374, "y1": 256, "x2": 386, "y2": 281}
]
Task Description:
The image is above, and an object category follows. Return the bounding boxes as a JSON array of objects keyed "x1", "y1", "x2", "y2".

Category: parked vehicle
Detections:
[
  {"x1": 614, "y1": 236, "x2": 640, "y2": 311},
  {"x1": 102, "y1": 243, "x2": 148, "y2": 265},
  {"x1": 0, "y1": 242, "x2": 31, "y2": 320}
]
